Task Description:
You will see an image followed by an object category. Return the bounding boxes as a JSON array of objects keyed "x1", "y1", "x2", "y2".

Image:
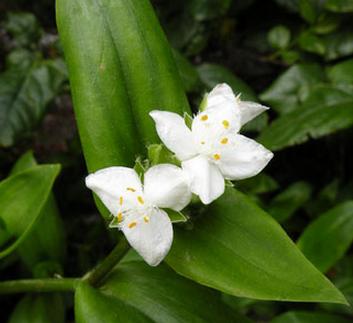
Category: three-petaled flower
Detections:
[
  {"x1": 85, "y1": 164, "x2": 191, "y2": 266},
  {"x1": 150, "y1": 83, "x2": 274, "y2": 205}
]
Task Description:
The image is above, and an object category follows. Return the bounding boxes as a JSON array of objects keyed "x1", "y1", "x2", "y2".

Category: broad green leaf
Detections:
[
  {"x1": 325, "y1": 0, "x2": 353, "y2": 12},
  {"x1": 10, "y1": 151, "x2": 66, "y2": 270},
  {"x1": 75, "y1": 261, "x2": 240, "y2": 322},
  {"x1": 327, "y1": 59, "x2": 353, "y2": 85},
  {"x1": 268, "y1": 25, "x2": 291, "y2": 50},
  {"x1": 297, "y1": 201, "x2": 353, "y2": 273},
  {"x1": 258, "y1": 102, "x2": 353, "y2": 151},
  {"x1": 57, "y1": 0, "x2": 190, "y2": 172},
  {"x1": 0, "y1": 164, "x2": 60, "y2": 258},
  {"x1": 271, "y1": 310, "x2": 351, "y2": 323},
  {"x1": 173, "y1": 49, "x2": 202, "y2": 93},
  {"x1": 197, "y1": 63, "x2": 257, "y2": 101},
  {"x1": 267, "y1": 181, "x2": 312, "y2": 223},
  {"x1": 274, "y1": 0, "x2": 299, "y2": 12},
  {"x1": 8, "y1": 294, "x2": 65, "y2": 323},
  {"x1": 0, "y1": 54, "x2": 67, "y2": 147},
  {"x1": 299, "y1": 0, "x2": 319, "y2": 24},
  {"x1": 260, "y1": 64, "x2": 324, "y2": 114},
  {"x1": 167, "y1": 188, "x2": 346, "y2": 303}
]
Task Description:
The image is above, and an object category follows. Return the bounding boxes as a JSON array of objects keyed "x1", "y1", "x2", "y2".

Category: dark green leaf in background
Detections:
[
  {"x1": 297, "y1": 201, "x2": 353, "y2": 273},
  {"x1": 267, "y1": 181, "x2": 312, "y2": 223},
  {"x1": 260, "y1": 64, "x2": 324, "y2": 114},
  {"x1": 10, "y1": 151, "x2": 66, "y2": 272},
  {"x1": 8, "y1": 294, "x2": 65, "y2": 323},
  {"x1": 0, "y1": 51, "x2": 67, "y2": 147},
  {"x1": 268, "y1": 25, "x2": 291, "y2": 50},
  {"x1": 0, "y1": 164, "x2": 60, "y2": 258},
  {"x1": 325, "y1": 0, "x2": 353, "y2": 13}
]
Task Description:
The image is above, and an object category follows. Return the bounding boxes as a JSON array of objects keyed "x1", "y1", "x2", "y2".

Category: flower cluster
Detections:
[{"x1": 85, "y1": 84, "x2": 273, "y2": 266}]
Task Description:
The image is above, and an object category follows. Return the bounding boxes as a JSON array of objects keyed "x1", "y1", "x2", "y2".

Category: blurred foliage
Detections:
[{"x1": 1, "y1": 0, "x2": 353, "y2": 322}]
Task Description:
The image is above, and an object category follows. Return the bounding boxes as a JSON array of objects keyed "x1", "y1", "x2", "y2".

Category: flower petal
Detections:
[
  {"x1": 144, "y1": 164, "x2": 192, "y2": 211},
  {"x1": 205, "y1": 83, "x2": 236, "y2": 108},
  {"x1": 85, "y1": 167, "x2": 143, "y2": 215},
  {"x1": 182, "y1": 155, "x2": 225, "y2": 205},
  {"x1": 150, "y1": 110, "x2": 197, "y2": 161},
  {"x1": 217, "y1": 134, "x2": 273, "y2": 180},
  {"x1": 121, "y1": 208, "x2": 173, "y2": 266},
  {"x1": 239, "y1": 101, "x2": 269, "y2": 126}
]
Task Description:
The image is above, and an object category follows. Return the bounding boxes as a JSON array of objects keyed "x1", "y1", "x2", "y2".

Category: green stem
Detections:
[
  {"x1": 0, "y1": 278, "x2": 79, "y2": 294},
  {"x1": 83, "y1": 236, "x2": 130, "y2": 287}
]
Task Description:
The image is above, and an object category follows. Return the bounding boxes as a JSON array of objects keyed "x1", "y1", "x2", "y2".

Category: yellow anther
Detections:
[
  {"x1": 144, "y1": 216, "x2": 150, "y2": 223},
  {"x1": 117, "y1": 212, "x2": 123, "y2": 223},
  {"x1": 201, "y1": 141, "x2": 205, "y2": 145},
  {"x1": 201, "y1": 114, "x2": 208, "y2": 121},
  {"x1": 119, "y1": 196, "x2": 123, "y2": 205},
  {"x1": 222, "y1": 120, "x2": 230, "y2": 129},
  {"x1": 137, "y1": 196, "x2": 144, "y2": 204},
  {"x1": 213, "y1": 153, "x2": 221, "y2": 161},
  {"x1": 128, "y1": 221, "x2": 137, "y2": 229},
  {"x1": 126, "y1": 187, "x2": 136, "y2": 192},
  {"x1": 221, "y1": 137, "x2": 228, "y2": 144}
]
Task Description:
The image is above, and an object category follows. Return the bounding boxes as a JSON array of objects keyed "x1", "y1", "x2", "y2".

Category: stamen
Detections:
[
  {"x1": 137, "y1": 196, "x2": 144, "y2": 204},
  {"x1": 126, "y1": 187, "x2": 136, "y2": 192},
  {"x1": 117, "y1": 212, "x2": 123, "y2": 223},
  {"x1": 201, "y1": 141, "x2": 205, "y2": 145},
  {"x1": 213, "y1": 153, "x2": 221, "y2": 161},
  {"x1": 128, "y1": 221, "x2": 137, "y2": 229},
  {"x1": 222, "y1": 120, "x2": 230, "y2": 129},
  {"x1": 144, "y1": 216, "x2": 150, "y2": 223},
  {"x1": 200, "y1": 114, "x2": 208, "y2": 121},
  {"x1": 221, "y1": 137, "x2": 228, "y2": 144},
  {"x1": 119, "y1": 196, "x2": 123, "y2": 205}
]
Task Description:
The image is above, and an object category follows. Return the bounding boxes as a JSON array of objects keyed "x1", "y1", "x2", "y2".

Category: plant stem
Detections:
[
  {"x1": 83, "y1": 236, "x2": 130, "y2": 287},
  {"x1": 0, "y1": 278, "x2": 79, "y2": 294}
]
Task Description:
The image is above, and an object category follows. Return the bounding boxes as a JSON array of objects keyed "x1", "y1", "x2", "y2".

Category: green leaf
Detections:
[
  {"x1": 197, "y1": 63, "x2": 257, "y2": 101},
  {"x1": 299, "y1": 0, "x2": 319, "y2": 24},
  {"x1": 173, "y1": 49, "x2": 202, "y2": 92},
  {"x1": 0, "y1": 164, "x2": 60, "y2": 258},
  {"x1": 0, "y1": 54, "x2": 67, "y2": 147},
  {"x1": 166, "y1": 188, "x2": 346, "y2": 303},
  {"x1": 258, "y1": 101, "x2": 353, "y2": 151},
  {"x1": 298, "y1": 31, "x2": 326, "y2": 55},
  {"x1": 235, "y1": 174, "x2": 279, "y2": 195},
  {"x1": 327, "y1": 59, "x2": 353, "y2": 85},
  {"x1": 260, "y1": 64, "x2": 325, "y2": 115},
  {"x1": 8, "y1": 294, "x2": 65, "y2": 323},
  {"x1": 271, "y1": 310, "x2": 351, "y2": 323},
  {"x1": 57, "y1": 0, "x2": 190, "y2": 172},
  {"x1": 3, "y1": 12, "x2": 42, "y2": 48},
  {"x1": 297, "y1": 201, "x2": 353, "y2": 273},
  {"x1": 322, "y1": 31, "x2": 353, "y2": 61},
  {"x1": 75, "y1": 261, "x2": 240, "y2": 322},
  {"x1": 268, "y1": 25, "x2": 291, "y2": 50},
  {"x1": 325, "y1": 0, "x2": 353, "y2": 12},
  {"x1": 267, "y1": 181, "x2": 312, "y2": 223},
  {"x1": 10, "y1": 151, "x2": 66, "y2": 270}
]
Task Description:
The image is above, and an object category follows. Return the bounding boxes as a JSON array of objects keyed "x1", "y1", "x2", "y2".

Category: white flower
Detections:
[
  {"x1": 85, "y1": 164, "x2": 191, "y2": 266},
  {"x1": 150, "y1": 83, "x2": 274, "y2": 205}
]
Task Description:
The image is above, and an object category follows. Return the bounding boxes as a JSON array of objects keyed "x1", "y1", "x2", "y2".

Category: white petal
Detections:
[
  {"x1": 182, "y1": 155, "x2": 225, "y2": 205},
  {"x1": 144, "y1": 164, "x2": 192, "y2": 211},
  {"x1": 239, "y1": 101, "x2": 269, "y2": 126},
  {"x1": 85, "y1": 167, "x2": 143, "y2": 215},
  {"x1": 121, "y1": 208, "x2": 173, "y2": 266},
  {"x1": 150, "y1": 110, "x2": 197, "y2": 161},
  {"x1": 217, "y1": 134, "x2": 273, "y2": 180},
  {"x1": 206, "y1": 83, "x2": 236, "y2": 108}
]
